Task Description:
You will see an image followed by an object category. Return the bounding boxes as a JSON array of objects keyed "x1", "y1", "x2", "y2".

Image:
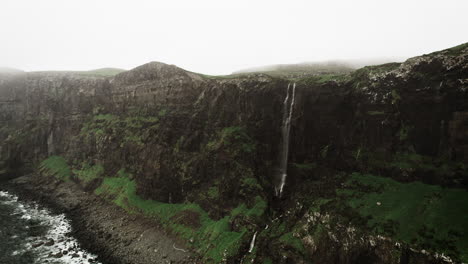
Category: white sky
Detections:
[{"x1": 1, "y1": 0, "x2": 467, "y2": 75}]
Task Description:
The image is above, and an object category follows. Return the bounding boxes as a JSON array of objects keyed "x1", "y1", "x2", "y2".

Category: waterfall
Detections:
[
  {"x1": 276, "y1": 83, "x2": 296, "y2": 197},
  {"x1": 248, "y1": 231, "x2": 258, "y2": 253}
]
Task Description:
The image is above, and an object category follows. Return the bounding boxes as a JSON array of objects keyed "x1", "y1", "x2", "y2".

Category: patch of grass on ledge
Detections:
[
  {"x1": 435, "y1": 42, "x2": 468, "y2": 56},
  {"x1": 299, "y1": 73, "x2": 350, "y2": 85},
  {"x1": 231, "y1": 196, "x2": 267, "y2": 218},
  {"x1": 337, "y1": 172, "x2": 468, "y2": 262},
  {"x1": 78, "y1": 68, "x2": 125, "y2": 77},
  {"x1": 94, "y1": 172, "x2": 257, "y2": 263},
  {"x1": 39, "y1": 156, "x2": 71, "y2": 181},
  {"x1": 292, "y1": 162, "x2": 317, "y2": 170},
  {"x1": 278, "y1": 232, "x2": 305, "y2": 253},
  {"x1": 73, "y1": 163, "x2": 104, "y2": 183}
]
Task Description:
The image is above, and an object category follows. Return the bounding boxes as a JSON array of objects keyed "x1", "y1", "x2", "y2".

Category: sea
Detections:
[{"x1": 0, "y1": 190, "x2": 101, "y2": 264}]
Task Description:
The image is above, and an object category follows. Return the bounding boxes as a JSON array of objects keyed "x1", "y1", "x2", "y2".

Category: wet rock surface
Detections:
[{"x1": 5, "y1": 175, "x2": 195, "y2": 264}]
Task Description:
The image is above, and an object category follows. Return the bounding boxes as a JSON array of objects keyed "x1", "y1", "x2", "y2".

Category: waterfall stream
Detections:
[
  {"x1": 248, "y1": 231, "x2": 258, "y2": 253},
  {"x1": 276, "y1": 83, "x2": 296, "y2": 197}
]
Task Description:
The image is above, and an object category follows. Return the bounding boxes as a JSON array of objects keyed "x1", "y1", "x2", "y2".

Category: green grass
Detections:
[
  {"x1": 207, "y1": 126, "x2": 256, "y2": 156},
  {"x1": 207, "y1": 186, "x2": 220, "y2": 199},
  {"x1": 31, "y1": 68, "x2": 125, "y2": 77},
  {"x1": 39, "y1": 156, "x2": 71, "y2": 181},
  {"x1": 80, "y1": 113, "x2": 160, "y2": 147},
  {"x1": 158, "y1": 109, "x2": 167, "y2": 117},
  {"x1": 356, "y1": 63, "x2": 401, "y2": 76},
  {"x1": 397, "y1": 123, "x2": 411, "y2": 141},
  {"x1": 279, "y1": 232, "x2": 305, "y2": 253},
  {"x1": 94, "y1": 114, "x2": 117, "y2": 121},
  {"x1": 190, "y1": 71, "x2": 244, "y2": 80},
  {"x1": 436, "y1": 42, "x2": 468, "y2": 56},
  {"x1": 292, "y1": 163, "x2": 317, "y2": 170},
  {"x1": 80, "y1": 68, "x2": 125, "y2": 77},
  {"x1": 309, "y1": 198, "x2": 333, "y2": 213},
  {"x1": 362, "y1": 151, "x2": 467, "y2": 181},
  {"x1": 73, "y1": 163, "x2": 104, "y2": 183},
  {"x1": 231, "y1": 196, "x2": 267, "y2": 218},
  {"x1": 299, "y1": 73, "x2": 350, "y2": 86},
  {"x1": 349, "y1": 62, "x2": 402, "y2": 90},
  {"x1": 233, "y1": 63, "x2": 354, "y2": 81},
  {"x1": 94, "y1": 172, "x2": 259, "y2": 263},
  {"x1": 338, "y1": 173, "x2": 468, "y2": 261}
]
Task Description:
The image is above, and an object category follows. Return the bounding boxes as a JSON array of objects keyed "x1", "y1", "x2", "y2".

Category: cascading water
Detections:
[
  {"x1": 248, "y1": 231, "x2": 258, "y2": 253},
  {"x1": 275, "y1": 83, "x2": 296, "y2": 198}
]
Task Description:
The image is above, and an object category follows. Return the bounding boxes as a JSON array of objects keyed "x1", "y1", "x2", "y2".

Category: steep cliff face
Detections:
[
  {"x1": 1, "y1": 44, "x2": 467, "y2": 263},
  {"x1": 0, "y1": 71, "x2": 109, "y2": 178}
]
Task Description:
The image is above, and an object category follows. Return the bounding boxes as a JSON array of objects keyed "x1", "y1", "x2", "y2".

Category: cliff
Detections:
[{"x1": 1, "y1": 43, "x2": 467, "y2": 263}]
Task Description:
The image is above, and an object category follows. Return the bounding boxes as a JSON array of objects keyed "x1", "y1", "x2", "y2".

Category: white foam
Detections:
[{"x1": 0, "y1": 190, "x2": 102, "y2": 264}]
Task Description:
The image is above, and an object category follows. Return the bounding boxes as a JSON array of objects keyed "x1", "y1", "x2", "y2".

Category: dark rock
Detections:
[
  {"x1": 44, "y1": 239, "x2": 55, "y2": 246},
  {"x1": 32, "y1": 241, "x2": 44, "y2": 248},
  {"x1": 49, "y1": 252, "x2": 63, "y2": 258}
]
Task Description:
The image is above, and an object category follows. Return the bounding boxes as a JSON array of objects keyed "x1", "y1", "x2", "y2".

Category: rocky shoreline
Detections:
[{"x1": 3, "y1": 174, "x2": 196, "y2": 264}]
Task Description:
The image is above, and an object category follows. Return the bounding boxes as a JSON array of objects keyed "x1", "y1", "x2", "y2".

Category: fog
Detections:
[{"x1": 1, "y1": 0, "x2": 467, "y2": 75}]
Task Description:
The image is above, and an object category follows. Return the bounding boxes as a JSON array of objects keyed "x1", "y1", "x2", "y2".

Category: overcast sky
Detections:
[{"x1": 1, "y1": 0, "x2": 467, "y2": 75}]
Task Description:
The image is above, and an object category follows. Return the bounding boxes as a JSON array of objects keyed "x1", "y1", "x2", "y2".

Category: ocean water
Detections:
[{"x1": 0, "y1": 190, "x2": 101, "y2": 264}]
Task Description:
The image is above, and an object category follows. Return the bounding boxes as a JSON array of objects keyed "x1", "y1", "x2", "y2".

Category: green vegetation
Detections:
[
  {"x1": 397, "y1": 123, "x2": 412, "y2": 141},
  {"x1": 338, "y1": 172, "x2": 468, "y2": 261},
  {"x1": 207, "y1": 126, "x2": 256, "y2": 156},
  {"x1": 279, "y1": 232, "x2": 305, "y2": 253},
  {"x1": 237, "y1": 177, "x2": 264, "y2": 202},
  {"x1": 234, "y1": 63, "x2": 354, "y2": 80},
  {"x1": 436, "y1": 42, "x2": 468, "y2": 56},
  {"x1": 309, "y1": 198, "x2": 333, "y2": 213},
  {"x1": 189, "y1": 70, "x2": 245, "y2": 80},
  {"x1": 320, "y1": 145, "x2": 329, "y2": 159},
  {"x1": 30, "y1": 68, "x2": 125, "y2": 77},
  {"x1": 158, "y1": 109, "x2": 167, "y2": 117},
  {"x1": 350, "y1": 62, "x2": 401, "y2": 90},
  {"x1": 39, "y1": 156, "x2": 71, "y2": 181},
  {"x1": 80, "y1": 113, "x2": 160, "y2": 147},
  {"x1": 207, "y1": 186, "x2": 220, "y2": 200},
  {"x1": 360, "y1": 150, "x2": 467, "y2": 183},
  {"x1": 94, "y1": 170, "x2": 265, "y2": 263},
  {"x1": 371, "y1": 62, "x2": 401, "y2": 73},
  {"x1": 73, "y1": 163, "x2": 104, "y2": 183},
  {"x1": 259, "y1": 220, "x2": 308, "y2": 260},
  {"x1": 80, "y1": 114, "x2": 118, "y2": 140},
  {"x1": 231, "y1": 196, "x2": 267, "y2": 219},
  {"x1": 2, "y1": 118, "x2": 48, "y2": 146},
  {"x1": 196, "y1": 62, "x2": 354, "y2": 81},
  {"x1": 299, "y1": 73, "x2": 350, "y2": 85},
  {"x1": 355, "y1": 63, "x2": 401, "y2": 76},
  {"x1": 292, "y1": 162, "x2": 317, "y2": 170},
  {"x1": 76, "y1": 68, "x2": 125, "y2": 77},
  {"x1": 391, "y1": 89, "x2": 401, "y2": 105}
]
